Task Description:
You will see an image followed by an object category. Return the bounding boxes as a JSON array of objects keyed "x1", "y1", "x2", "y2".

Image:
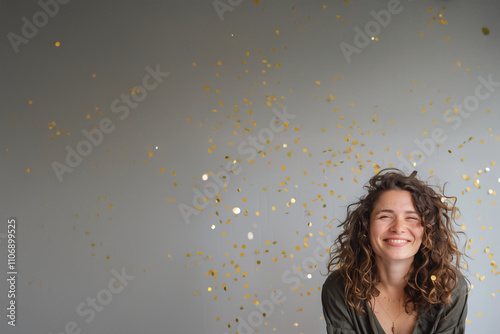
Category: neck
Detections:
[{"x1": 375, "y1": 256, "x2": 413, "y2": 295}]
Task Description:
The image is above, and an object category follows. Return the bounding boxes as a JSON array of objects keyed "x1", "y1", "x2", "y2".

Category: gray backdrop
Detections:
[{"x1": 1, "y1": 0, "x2": 499, "y2": 333}]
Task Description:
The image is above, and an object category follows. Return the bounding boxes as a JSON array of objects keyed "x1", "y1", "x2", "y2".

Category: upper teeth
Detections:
[{"x1": 387, "y1": 239, "x2": 408, "y2": 243}]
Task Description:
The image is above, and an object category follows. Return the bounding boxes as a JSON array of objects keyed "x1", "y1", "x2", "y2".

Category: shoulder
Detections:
[
  {"x1": 456, "y1": 274, "x2": 468, "y2": 291},
  {"x1": 413, "y1": 274, "x2": 469, "y2": 333},
  {"x1": 436, "y1": 273, "x2": 469, "y2": 316},
  {"x1": 322, "y1": 271, "x2": 350, "y2": 316},
  {"x1": 322, "y1": 271, "x2": 373, "y2": 333},
  {"x1": 445, "y1": 274, "x2": 468, "y2": 317},
  {"x1": 322, "y1": 271, "x2": 346, "y2": 298},
  {"x1": 427, "y1": 274, "x2": 469, "y2": 333},
  {"x1": 451, "y1": 274, "x2": 469, "y2": 302}
]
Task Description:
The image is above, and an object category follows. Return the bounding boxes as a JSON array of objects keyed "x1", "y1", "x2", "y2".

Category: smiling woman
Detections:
[
  {"x1": 369, "y1": 190, "x2": 424, "y2": 265},
  {"x1": 322, "y1": 169, "x2": 468, "y2": 334}
]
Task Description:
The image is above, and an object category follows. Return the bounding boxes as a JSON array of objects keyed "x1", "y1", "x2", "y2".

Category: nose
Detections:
[{"x1": 390, "y1": 216, "x2": 405, "y2": 233}]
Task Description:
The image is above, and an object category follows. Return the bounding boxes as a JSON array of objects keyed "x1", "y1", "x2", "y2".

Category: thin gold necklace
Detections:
[{"x1": 376, "y1": 296, "x2": 404, "y2": 334}]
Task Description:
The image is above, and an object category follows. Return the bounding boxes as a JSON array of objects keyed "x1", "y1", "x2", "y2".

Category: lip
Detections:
[{"x1": 383, "y1": 238, "x2": 411, "y2": 247}]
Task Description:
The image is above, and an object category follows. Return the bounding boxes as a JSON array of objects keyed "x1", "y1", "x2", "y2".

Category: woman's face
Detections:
[{"x1": 369, "y1": 189, "x2": 424, "y2": 265}]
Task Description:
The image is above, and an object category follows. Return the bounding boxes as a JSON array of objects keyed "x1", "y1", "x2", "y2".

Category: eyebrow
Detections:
[{"x1": 376, "y1": 209, "x2": 419, "y2": 215}]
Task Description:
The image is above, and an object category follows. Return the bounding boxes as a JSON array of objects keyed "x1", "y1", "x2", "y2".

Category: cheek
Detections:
[
  {"x1": 368, "y1": 232, "x2": 375, "y2": 247},
  {"x1": 412, "y1": 226, "x2": 425, "y2": 243},
  {"x1": 369, "y1": 223, "x2": 384, "y2": 241}
]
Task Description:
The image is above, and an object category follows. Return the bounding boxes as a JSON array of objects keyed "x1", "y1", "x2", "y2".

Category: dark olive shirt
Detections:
[{"x1": 321, "y1": 271, "x2": 468, "y2": 334}]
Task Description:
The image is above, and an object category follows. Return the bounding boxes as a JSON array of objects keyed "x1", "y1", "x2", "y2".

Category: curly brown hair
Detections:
[{"x1": 327, "y1": 168, "x2": 467, "y2": 317}]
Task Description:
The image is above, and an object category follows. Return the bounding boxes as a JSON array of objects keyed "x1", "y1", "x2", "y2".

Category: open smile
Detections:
[{"x1": 384, "y1": 239, "x2": 411, "y2": 246}]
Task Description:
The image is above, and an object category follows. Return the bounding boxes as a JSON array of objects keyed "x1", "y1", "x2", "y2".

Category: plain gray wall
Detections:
[{"x1": 1, "y1": 0, "x2": 499, "y2": 333}]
